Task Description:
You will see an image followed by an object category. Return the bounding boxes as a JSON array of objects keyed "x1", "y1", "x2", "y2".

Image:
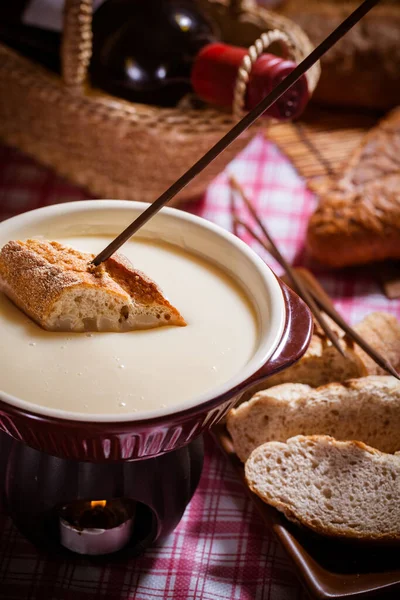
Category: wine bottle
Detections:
[{"x1": 0, "y1": 0, "x2": 309, "y2": 119}]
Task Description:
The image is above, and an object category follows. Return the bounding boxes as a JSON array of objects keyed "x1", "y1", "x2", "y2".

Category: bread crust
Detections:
[
  {"x1": 227, "y1": 375, "x2": 400, "y2": 461},
  {"x1": 306, "y1": 108, "x2": 400, "y2": 267},
  {"x1": 354, "y1": 312, "x2": 400, "y2": 376},
  {"x1": 245, "y1": 311, "x2": 400, "y2": 393},
  {"x1": 0, "y1": 239, "x2": 186, "y2": 331}
]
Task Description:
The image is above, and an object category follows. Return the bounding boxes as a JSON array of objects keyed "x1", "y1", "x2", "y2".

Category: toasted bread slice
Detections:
[
  {"x1": 227, "y1": 376, "x2": 400, "y2": 461},
  {"x1": 0, "y1": 239, "x2": 186, "y2": 332},
  {"x1": 245, "y1": 435, "x2": 400, "y2": 542}
]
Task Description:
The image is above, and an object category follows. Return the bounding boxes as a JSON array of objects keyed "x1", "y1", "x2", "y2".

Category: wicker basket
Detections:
[{"x1": 0, "y1": 0, "x2": 319, "y2": 204}]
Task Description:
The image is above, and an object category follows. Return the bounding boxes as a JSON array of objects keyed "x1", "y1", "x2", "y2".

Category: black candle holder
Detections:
[{"x1": 0, "y1": 430, "x2": 204, "y2": 559}]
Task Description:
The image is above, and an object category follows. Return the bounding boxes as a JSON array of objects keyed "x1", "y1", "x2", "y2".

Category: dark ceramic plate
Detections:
[{"x1": 213, "y1": 425, "x2": 400, "y2": 599}]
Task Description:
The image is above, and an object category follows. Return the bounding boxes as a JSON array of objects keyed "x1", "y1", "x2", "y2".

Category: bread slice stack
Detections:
[
  {"x1": 266, "y1": 311, "x2": 400, "y2": 389},
  {"x1": 227, "y1": 307, "x2": 400, "y2": 541},
  {"x1": 0, "y1": 239, "x2": 186, "y2": 332},
  {"x1": 227, "y1": 376, "x2": 400, "y2": 462}
]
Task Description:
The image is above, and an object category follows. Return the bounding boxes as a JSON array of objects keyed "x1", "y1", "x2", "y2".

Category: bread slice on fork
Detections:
[{"x1": 0, "y1": 239, "x2": 186, "y2": 332}]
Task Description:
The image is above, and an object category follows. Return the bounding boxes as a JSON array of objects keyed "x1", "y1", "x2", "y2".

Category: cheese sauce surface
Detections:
[{"x1": 0, "y1": 237, "x2": 258, "y2": 415}]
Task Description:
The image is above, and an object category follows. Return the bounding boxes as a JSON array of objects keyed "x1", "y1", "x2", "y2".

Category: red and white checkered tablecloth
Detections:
[{"x1": 0, "y1": 137, "x2": 399, "y2": 600}]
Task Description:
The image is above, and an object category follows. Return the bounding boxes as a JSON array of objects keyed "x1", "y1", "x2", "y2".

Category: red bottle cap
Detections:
[{"x1": 191, "y1": 42, "x2": 309, "y2": 121}]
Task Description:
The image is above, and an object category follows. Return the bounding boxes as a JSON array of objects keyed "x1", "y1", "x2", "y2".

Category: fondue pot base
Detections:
[{"x1": 0, "y1": 431, "x2": 204, "y2": 558}]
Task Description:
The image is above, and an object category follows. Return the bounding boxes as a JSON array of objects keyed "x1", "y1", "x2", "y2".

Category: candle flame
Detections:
[{"x1": 90, "y1": 500, "x2": 107, "y2": 508}]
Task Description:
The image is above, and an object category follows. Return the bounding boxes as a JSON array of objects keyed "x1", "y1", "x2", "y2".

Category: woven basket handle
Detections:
[
  {"x1": 233, "y1": 30, "x2": 295, "y2": 119},
  {"x1": 62, "y1": 0, "x2": 93, "y2": 91}
]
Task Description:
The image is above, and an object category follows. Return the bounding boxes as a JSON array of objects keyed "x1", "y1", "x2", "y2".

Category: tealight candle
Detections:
[{"x1": 59, "y1": 499, "x2": 135, "y2": 555}]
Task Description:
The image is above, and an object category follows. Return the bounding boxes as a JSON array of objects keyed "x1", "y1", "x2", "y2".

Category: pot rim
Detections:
[{"x1": 0, "y1": 200, "x2": 286, "y2": 423}]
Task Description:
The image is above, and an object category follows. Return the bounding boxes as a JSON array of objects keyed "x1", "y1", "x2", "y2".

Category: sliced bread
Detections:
[
  {"x1": 245, "y1": 435, "x2": 400, "y2": 542},
  {"x1": 0, "y1": 239, "x2": 186, "y2": 332},
  {"x1": 227, "y1": 376, "x2": 400, "y2": 461},
  {"x1": 265, "y1": 311, "x2": 400, "y2": 389},
  {"x1": 353, "y1": 312, "x2": 400, "y2": 376}
]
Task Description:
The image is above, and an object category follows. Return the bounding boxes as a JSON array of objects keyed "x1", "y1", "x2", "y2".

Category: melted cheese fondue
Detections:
[{"x1": 0, "y1": 237, "x2": 258, "y2": 415}]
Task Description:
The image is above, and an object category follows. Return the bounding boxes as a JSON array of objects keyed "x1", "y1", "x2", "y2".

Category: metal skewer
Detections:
[
  {"x1": 229, "y1": 178, "x2": 345, "y2": 357},
  {"x1": 92, "y1": 0, "x2": 380, "y2": 266},
  {"x1": 297, "y1": 268, "x2": 400, "y2": 381},
  {"x1": 231, "y1": 201, "x2": 400, "y2": 380}
]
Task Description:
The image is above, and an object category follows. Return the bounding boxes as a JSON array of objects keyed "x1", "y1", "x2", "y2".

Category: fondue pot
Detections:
[{"x1": 0, "y1": 200, "x2": 312, "y2": 557}]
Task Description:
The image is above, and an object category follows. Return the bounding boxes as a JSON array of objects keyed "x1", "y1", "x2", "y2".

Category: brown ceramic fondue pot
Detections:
[{"x1": 0, "y1": 201, "x2": 312, "y2": 557}]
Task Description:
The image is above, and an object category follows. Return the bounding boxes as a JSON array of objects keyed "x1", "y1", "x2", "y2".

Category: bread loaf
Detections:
[
  {"x1": 306, "y1": 108, "x2": 400, "y2": 268},
  {"x1": 0, "y1": 239, "x2": 186, "y2": 332},
  {"x1": 245, "y1": 435, "x2": 400, "y2": 542},
  {"x1": 227, "y1": 376, "x2": 400, "y2": 461},
  {"x1": 278, "y1": 1, "x2": 400, "y2": 110}
]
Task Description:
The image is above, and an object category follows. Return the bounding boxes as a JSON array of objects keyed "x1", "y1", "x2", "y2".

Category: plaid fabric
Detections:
[{"x1": 0, "y1": 137, "x2": 399, "y2": 600}]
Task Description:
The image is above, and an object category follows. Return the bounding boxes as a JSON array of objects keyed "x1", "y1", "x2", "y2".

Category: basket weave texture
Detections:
[{"x1": 0, "y1": 0, "x2": 319, "y2": 204}]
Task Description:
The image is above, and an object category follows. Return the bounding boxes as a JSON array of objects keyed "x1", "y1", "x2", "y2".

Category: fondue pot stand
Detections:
[
  {"x1": 0, "y1": 201, "x2": 312, "y2": 557},
  {"x1": 0, "y1": 430, "x2": 204, "y2": 557}
]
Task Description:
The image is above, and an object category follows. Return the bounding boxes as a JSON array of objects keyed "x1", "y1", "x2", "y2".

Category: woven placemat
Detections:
[{"x1": 267, "y1": 106, "x2": 378, "y2": 180}]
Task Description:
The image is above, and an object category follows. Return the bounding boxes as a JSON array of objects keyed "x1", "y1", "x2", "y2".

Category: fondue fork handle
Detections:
[
  {"x1": 230, "y1": 177, "x2": 345, "y2": 357},
  {"x1": 297, "y1": 268, "x2": 400, "y2": 381},
  {"x1": 232, "y1": 218, "x2": 400, "y2": 381}
]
